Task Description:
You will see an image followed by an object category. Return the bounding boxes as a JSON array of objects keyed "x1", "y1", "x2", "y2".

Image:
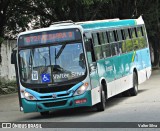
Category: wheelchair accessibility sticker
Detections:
[{"x1": 41, "y1": 73, "x2": 51, "y2": 83}]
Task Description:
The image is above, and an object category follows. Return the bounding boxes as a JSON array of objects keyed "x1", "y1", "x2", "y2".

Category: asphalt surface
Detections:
[{"x1": 0, "y1": 69, "x2": 160, "y2": 130}]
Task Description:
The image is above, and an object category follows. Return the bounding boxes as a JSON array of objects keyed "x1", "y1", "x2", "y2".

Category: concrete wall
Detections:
[{"x1": 0, "y1": 40, "x2": 16, "y2": 81}]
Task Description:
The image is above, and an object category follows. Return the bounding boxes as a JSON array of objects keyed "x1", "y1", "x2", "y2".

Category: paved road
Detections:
[{"x1": 0, "y1": 69, "x2": 160, "y2": 124}]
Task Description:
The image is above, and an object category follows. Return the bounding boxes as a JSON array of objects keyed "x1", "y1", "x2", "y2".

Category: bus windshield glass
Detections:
[{"x1": 19, "y1": 42, "x2": 86, "y2": 85}]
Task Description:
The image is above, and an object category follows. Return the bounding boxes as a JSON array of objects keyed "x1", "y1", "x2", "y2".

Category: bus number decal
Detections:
[{"x1": 32, "y1": 71, "x2": 38, "y2": 80}]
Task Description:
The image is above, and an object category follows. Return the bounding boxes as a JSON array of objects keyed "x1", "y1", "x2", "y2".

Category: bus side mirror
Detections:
[
  {"x1": 11, "y1": 50, "x2": 16, "y2": 64},
  {"x1": 89, "y1": 62, "x2": 97, "y2": 72},
  {"x1": 79, "y1": 53, "x2": 85, "y2": 69}
]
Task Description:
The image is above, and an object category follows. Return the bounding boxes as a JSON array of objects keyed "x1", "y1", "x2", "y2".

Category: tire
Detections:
[
  {"x1": 96, "y1": 89, "x2": 106, "y2": 111},
  {"x1": 40, "y1": 111, "x2": 49, "y2": 116},
  {"x1": 122, "y1": 90, "x2": 130, "y2": 97},
  {"x1": 129, "y1": 72, "x2": 138, "y2": 96}
]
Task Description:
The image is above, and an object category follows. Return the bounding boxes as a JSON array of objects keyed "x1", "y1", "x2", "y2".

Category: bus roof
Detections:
[
  {"x1": 18, "y1": 16, "x2": 144, "y2": 37},
  {"x1": 77, "y1": 16, "x2": 144, "y2": 31},
  {"x1": 18, "y1": 24, "x2": 82, "y2": 37}
]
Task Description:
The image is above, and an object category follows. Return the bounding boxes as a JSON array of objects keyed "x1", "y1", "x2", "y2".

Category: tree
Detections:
[
  {"x1": 0, "y1": 0, "x2": 35, "y2": 39},
  {"x1": 0, "y1": 0, "x2": 160, "y2": 43},
  {"x1": 0, "y1": 0, "x2": 111, "y2": 39}
]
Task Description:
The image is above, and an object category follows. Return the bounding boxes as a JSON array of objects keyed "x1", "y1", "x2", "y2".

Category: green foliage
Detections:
[
  {"x1": 0, "y1": 0, "x2": 159, "y2": 42},
  {"x1": 0, "y1": 80, "x2": 17, "y2": 95},
  {"x1": 125, "y1": 40, "x2": 133, "y2": 52},
  {"x1": 0, "y1": 37, "x2": 4, "y2": 44},
  {"x1": 0, "y1": 0, "x2": 34, "y2": 38}
]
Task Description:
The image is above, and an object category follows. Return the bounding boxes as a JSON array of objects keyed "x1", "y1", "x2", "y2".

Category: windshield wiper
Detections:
[{"x1": 55, "y1": 44, "x2": 66, "y2": 59}]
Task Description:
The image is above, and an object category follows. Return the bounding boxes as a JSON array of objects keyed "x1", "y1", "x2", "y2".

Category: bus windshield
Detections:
[{"x1": 19, "y1": 42, "x2": 86, "y2": 85}]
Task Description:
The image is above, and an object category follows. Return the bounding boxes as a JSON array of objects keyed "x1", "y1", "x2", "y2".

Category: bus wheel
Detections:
[
  {"x1": 96, "y1": 89, "x2": 106, "y2": 111},
  {"x1": 40, "y1": 111, "x2": 49, "y2": 116},
  {"x1": 129, "y1": 72, "x2": 138, "y2": 96},
  {"x1": 122, "y1": 90, "x2": 130, "y2": 97}
]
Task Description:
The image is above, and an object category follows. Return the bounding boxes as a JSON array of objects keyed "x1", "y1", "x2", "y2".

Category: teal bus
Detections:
[{"x1": 11, "y1": 16, "x2": 151, "y2": 116}]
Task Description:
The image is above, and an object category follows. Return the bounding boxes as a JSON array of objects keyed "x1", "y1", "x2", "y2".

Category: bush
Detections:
[{"x1": 0, "y1": 80, "x2": 17, "y2": 95}]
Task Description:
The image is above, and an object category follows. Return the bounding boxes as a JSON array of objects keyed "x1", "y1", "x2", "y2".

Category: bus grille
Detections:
[
  {"x1": 32, "y1": 84, "x2": 75, "y2": 93},
  {"x1": 40, "y1": 93, "x2": 69, "y2": 99},
  {"x1": 43, "y1": 100, "x2": 67, "y2": 107}
]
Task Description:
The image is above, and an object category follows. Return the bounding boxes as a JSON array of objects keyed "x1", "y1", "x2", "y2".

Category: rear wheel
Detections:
[
  {"x1": 129, "y1": 72, "x2": 138, "y2": 96},
  {"x1": 40, "y1": 111, "x2": 49, "y2": 116},
  {"x1": 96, "y1": 89, "x2": 106, "y2": 111},
  {"x1": 122, "y1": 90, "x2": 130, "y2": 97}
]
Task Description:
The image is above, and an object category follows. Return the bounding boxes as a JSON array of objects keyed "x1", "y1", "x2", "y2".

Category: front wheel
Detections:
[
  {"x1": 129, "y1": 72, "x2": 138, "y2": 96},
  {"x1": 96, "y1": 89, "x2": 106, "y2": 111}
]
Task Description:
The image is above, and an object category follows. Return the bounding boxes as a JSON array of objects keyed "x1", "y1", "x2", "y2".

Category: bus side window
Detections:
[
  {"x1": 137, "y1": 27, "x2": 142, "y2": 37},
  {"x1": 108, "y1": 31, "x2": 115, "y2": 43},
  {"x1": 121, "y1": 30, "x2": 126, "y2": 53},
  {"x1": 142, "y1": 25, "x2": 147, "y2": 37},
  {"x1": 103, "y1": 32, "x2": 109, "y2": 43},
  {"x1": 102, "y1": 43, "x2": 111, "y2": 58},
  {"x1": 128, "y1": 29, "x2": 132, "y2": 39},
  {"x1": 131, "y1": 28, "x2": 139, "y2": 50},
  {"x1": 108, "y1": 30, "x2": 119, "y2": 56},
  {"x1": 142, "y1": 25, "x2": 148, "y2": 47},
  {"x1": 113, "y1": 30, "x2": 118, "y2": 41},
  {"x1": 111, "y1": 43, "x2": 119, "y2": 56},
  {"x1": 117, "y1": 30, "x2": 123, "y2": 41},
  {"x1": 116, "y1": 30, "x2": 125, "y2": 54},
  {"x1": 92, "y1": 33, "x2": 99, "y2": 46},
  {"x1": 99, "y1": 32, "x2": 105, "y2": 45},
  {"x1": 124, "y1": 29, "x2": 130, "y2": 39},
  {"x1": 130, "y1": 28, "x2": 137, "y2": 38},
  {"x1": 137, "y1": 26, "x2": 146, "y2": 48},
  {"x1": 121, "y1": 30, "x2": 125, "y2": 40},
  {"x1": 84, "y1": 37, "x2": 96, "y2": 64},
  {"x1": 92, "y1": 33, "x2": 103, "y2": 60},
  {"x1": 124, "y1": 29, "x2": 133, "y2": 52},
  {"x1": 101, "y1": 31, "x2": 111, "y2": 58},
  {"x1": 141, "y1": 26, "x2": 144, "y2": 36}
]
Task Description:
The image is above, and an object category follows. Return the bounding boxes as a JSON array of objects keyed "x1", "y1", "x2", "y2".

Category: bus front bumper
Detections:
[{"x1": 21, "y1": 90, "x2": 92, "y2": 113}]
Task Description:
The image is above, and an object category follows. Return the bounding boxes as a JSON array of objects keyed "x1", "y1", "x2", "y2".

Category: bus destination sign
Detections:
[{"x1": 18, "y1": 29, "x2": 81, "y2": 47}]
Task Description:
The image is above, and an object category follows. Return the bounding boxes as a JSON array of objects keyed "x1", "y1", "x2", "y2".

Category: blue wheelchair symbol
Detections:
[{"x1": 41, "y1": 73, "x2": 50, "y2": 83}]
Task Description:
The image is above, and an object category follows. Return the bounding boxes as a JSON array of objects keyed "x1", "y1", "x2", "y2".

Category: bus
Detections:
[{"x1": 11, "y1": 16, "x2": 151, "y2": 116}]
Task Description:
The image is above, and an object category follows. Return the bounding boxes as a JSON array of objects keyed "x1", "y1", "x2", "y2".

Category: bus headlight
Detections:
[
  {"x1": 73, "y1": 82, "x2": 89, "y2": 96},
  {"x1": 21, "y1": 90, "x2": 37, "y2": 101}
]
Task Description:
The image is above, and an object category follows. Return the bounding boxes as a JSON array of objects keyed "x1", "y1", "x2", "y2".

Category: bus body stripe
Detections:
[{"x1": 132, "y1": 51, "x2": 136, "y2": 62}]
